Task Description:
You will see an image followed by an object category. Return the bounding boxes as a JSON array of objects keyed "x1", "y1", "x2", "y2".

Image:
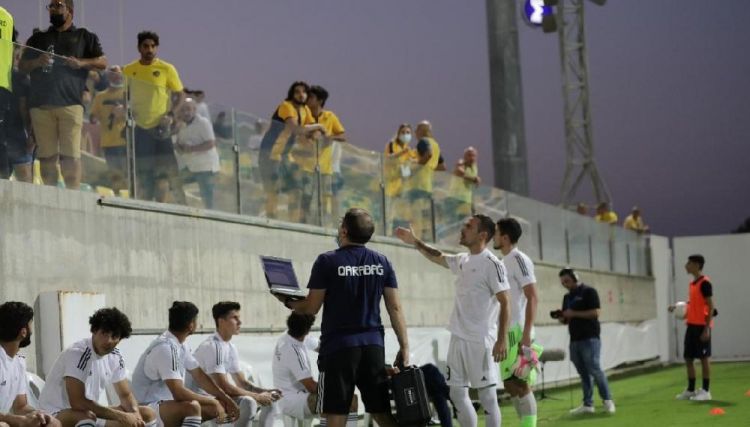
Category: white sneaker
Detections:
[
  {"x1": 569, "y1": 405, "x2": 595, "y2": 415},
  {"x1": 690, "y1": 389, "x2": 712, "y2": 401},
  {"x1": 603, "y1": 400, "x2": 616, "y2": 414},
  {"x1": 675, "y1": 389, "x2": 696, "y2": 400}
]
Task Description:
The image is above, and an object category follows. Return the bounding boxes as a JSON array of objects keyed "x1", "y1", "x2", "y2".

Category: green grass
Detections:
[{"x1": 478, "y1": 362, "x2": 750, "y2": 427}]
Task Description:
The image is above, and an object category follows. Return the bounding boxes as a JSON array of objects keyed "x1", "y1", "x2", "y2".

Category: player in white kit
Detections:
[
  {"x1": 190, "y1": 302, "x2": 280, "y2": 427},
  {"x1": 131, "y1": 302, "x2": 238, "y2": 427},
  {"x1": 38, "y1": 308, "x2": 155, "y2": 427},
  {"x1": 0, "y1": 302, "x2": 61, "y2": 427},
  {"x1": 397, "y1": 214, "x2": 511, "y2": 427}
]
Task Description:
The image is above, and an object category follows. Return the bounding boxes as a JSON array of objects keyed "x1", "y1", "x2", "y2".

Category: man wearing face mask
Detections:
[
  {"x1": 0, "y1": 302, "x2": 62, "y2": 427},
  {"x1": 90, "y1": 65, "x2": 127, "y2": 193},
  {"x1": 18, "y1": 0, "x2": 106, "y2": 190}
]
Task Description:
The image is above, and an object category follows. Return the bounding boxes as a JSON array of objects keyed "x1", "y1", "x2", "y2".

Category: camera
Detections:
[{"x1": 550, "y1": 309, "x2": 563, "y2": 319}]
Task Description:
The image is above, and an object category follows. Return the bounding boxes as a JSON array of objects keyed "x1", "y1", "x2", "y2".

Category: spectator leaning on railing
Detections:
[
  {"x1": 623, "y1": 206, "x2": 650, "y2": 233},
  {"x1": 18, "y1": 0, "x2": 107, "y2": 190},
  {"x1": 89, "y1": 65, "x2": 127, "y2": 193},
  {"x1": 594, "y1": 202, "x2": 618, "y2": 225},
  {"x1": 447, "y1": 146, "x2": 481, "y2": 224}
]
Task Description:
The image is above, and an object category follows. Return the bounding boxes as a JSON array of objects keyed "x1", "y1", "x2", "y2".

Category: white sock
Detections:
[
  {"x1": 449, "y1": 386, "x2": 477, "y2": 427},
  {"x1": 517, "y1": 392, "x2": 537, "y2": 417},
  {"x1": 345, "y1": 412, "x2": 358, "y2": 427},
  {"x1": 478, "y1": 386, "x2": 501, "y2": 427},
  {"x1": 236, "y1": 396, "x2": 259, "y2": 427},
  {"x1": 181, "y1": 416, "x2": 202, "y2": 427},
  {"x1": 145, "y1": 420, "x2": 158, "y2": 427},
  {"x1": 257, "y1": 402, "x2": 276, "y2": 427},
  {"x1": 75, "y1": 420, "x2": 96, "y2": 427},
  {"x1": 512, "y1": 396, "x2": 521, "y2": 417},
  {"x1": 320, "y1": 418, "x2": 328, "y2": 427}
]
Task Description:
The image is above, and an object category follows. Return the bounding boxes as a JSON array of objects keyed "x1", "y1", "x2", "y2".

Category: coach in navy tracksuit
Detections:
[{"x1": 279, "y1": 208, "x2": 409, "y2": 427}]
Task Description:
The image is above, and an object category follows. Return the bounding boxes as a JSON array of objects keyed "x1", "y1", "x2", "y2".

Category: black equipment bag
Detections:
[{"x1": 391, "y1": 365, "x2": 432, "y2": 426}]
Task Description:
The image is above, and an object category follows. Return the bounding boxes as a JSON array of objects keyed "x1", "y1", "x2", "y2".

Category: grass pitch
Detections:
[{"x1": 477, "y1": 362, "x2": 749, "y2": 427}]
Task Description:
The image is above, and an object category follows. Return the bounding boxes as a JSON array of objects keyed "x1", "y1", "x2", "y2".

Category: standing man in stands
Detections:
[
  {"x1": 493, "y1": 218, "x2": 540, "y2": 427},
  {"x1": 0, "y1": 302, "x2": 61, "y2": 427},
  {"x1": 410, "y1": 121, "x2": 441, "y2": 240},
  {"x1": 279, "y1": 208, "x2": 408, "y2": 427},
  {"x1": 191, "y1": 302, "x2": 279, "y2": 427},
  {"x1": 557, "y1": 268, "x2": 615, "y2": 414},
  {"x1": 131, "y1": 302, "x2": 239, "y2": 427},
  {"x1": 18, "y1": 0, "x2": 106, "y2": 189},
  {"x1": 396, "y1": 215, "x2": 510, "y2": 427},
  {"x1": 38, "y1": 308, "x2": 155, "y2": 427},
  {"x1": 124, "y1": 31, "x2": 185, "y2": 204},
  {"x1": 670, "y1": 254, "x2": 715, "y2": 401},
  {"x1": 0, "y1": 6, "x2": 15, "y2": 179}
]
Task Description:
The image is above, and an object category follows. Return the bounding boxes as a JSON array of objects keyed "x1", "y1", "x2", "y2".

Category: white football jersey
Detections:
[
  {"x1": 0, "y1": 346, "x2": 28, "y2": 413},
  {"x1": 188, "y1": 333, "x2": 241, "y2": 394},
  {"x1": 445, "y1": 248, "x2": 510, "y2": 346},
  {"x1": 131, "y1": 331, "x2": 199, "y2": 404},
  {"x1": 502, "y1": 247, "x2": 537, "y2": 327},
  {"x1": 272, "y1": 333, "x2": 313, "y2": 397},
  {"x1": 39, "y1": 338, "x2": 127, "y2": 413}
]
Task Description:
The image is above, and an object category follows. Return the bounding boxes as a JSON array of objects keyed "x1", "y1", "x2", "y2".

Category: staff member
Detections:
[
  {"x1": 669, "y1": 254, "x2": 715, "y2": 401},
  {"x1": 556, "y1": 268, "x2": 615, "y2": 415},
  {"x1": 279, "y1": 208, "x2": 408, "y2": 427}
]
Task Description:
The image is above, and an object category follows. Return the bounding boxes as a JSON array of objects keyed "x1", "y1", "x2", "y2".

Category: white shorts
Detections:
[
  {"x1": 279, "y1": 390, "x2": 314, "y2": 420},
  {"x1": 147, "y1": 401, "x2": 166, "y2": 427},
  {"x1": 446, "y1": 335, "x2": 498, "y2": 388}
]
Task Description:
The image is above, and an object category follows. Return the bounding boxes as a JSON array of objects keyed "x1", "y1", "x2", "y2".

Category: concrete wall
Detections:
[{"x1": 0, "y1": 180, "x2": 656, "y2": 371}]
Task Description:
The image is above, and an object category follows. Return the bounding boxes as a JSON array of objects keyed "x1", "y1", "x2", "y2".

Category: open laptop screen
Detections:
[{"x1": 260, "y1": 256, "x2": 301, "y2": 289}]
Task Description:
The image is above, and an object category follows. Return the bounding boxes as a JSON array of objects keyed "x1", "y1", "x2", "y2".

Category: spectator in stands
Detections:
[
  {"x1": 556, "y1": 268, "x2": 615, "y2": 415},
  {"x1": 307, "y1": 85, "x2": 347, "y2": 226},
  {"x1": 89, "y1": 65, "x2": 127, "y2": 193},
  {"x1": 384, "y1": 123, "x2": 416, "y2": 233},
  {"x1": 576, "y1": 203, "x2": 588, "y2": 216},
  {"x1": 280, "y1": 208, "x2": 409, "y2": 427},
  {"x1": 447, "y1": 146, "x2": 481, "y2": 224},
  {"x1": 1, "y1": 35, "x2": 34, "y2": 183},
  {"x1": 184, "y1": 89, "x2": 210, "y2": 120},
  {"x1": 272, "y1": 312, "x2": 359, "y2": 425},
  {"x1": 435, "y1": 154, "x2": 447, "y2": 172},
  {"x1": 410, "y1": 121, "x2": 441, "y2": 240},
  {"x1": 19, "y1": 0, "x2": 107, "y2": 189},
  {"x1": 131, "y1": 301, "x2": 239, "y2": 427},
  {"x1": 212, "y1": 111, "x2": 232, "y2": 140},
  {"x1": 175, "y1": 97, "x2": 219, "y2": 209},
  {"x1": 0, "y1": 302, "x2": 61, "y2": 427},
  {"x1": 257, "y1": 81, "x2": 323, "y2": 220},
  {"x1": 191, "y1": 302, "x2": 279, "y2": 427},
  {"x1": 38, "y1": 308, "x2": 157, "y2": 427},
  {"x1": 594, "y1": 202, "x2": 618, "y2": 225},
  {"x1": 123, "y1": 31, "x2": 185, "y2": 204},
  {"x1": 623, "y1": 206, "x2": 650, "y2": 233}
]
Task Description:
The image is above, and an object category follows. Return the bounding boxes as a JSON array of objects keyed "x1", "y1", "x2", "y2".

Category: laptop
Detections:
[{"x1": 260, "y1": 256, "x2": 306, "y2": 300}]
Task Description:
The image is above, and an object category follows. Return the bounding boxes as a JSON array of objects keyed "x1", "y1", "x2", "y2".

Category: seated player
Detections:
[
  {"x1": 190, "y1": 302, "x2": 280, "y2": 427},
  {"x1": 131, "y1": 302, "x2": 239, "y2": 427},
  {"x1": 38, "y1": 308, "x2": 155, "y2": 427}
]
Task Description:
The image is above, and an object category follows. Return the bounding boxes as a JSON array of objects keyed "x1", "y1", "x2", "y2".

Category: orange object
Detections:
[
  {"x1": 709, "y1": 408, "x2": 725, "y2": 416},
  {"x1": 686, "y1": 275, "x2": 713, "y2": 327},
  {"x1": 745, "y1": 390, "x2": 750, "y2": 397}
]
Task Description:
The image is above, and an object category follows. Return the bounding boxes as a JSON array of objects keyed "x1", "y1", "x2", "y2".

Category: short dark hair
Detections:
[
  {"x1": 308, "y1": 85, "x2": 329, "y2": 107},
  {"x1": 496, "y1": 217, "x2": 523, "y2": 244},
  {"x1": 286, "y1": 313, "x2": 315, "y2": 338},
  {"x1": 342, "y1": 208, "x2": 375, "y2": 244},
  {"x1": 89, "y1": 307, "x2": 132, "y2": 339},
  {"x1": 63, "y1": 0, "x2": 74, "y2": 12},
  {"x1": 212, "y1": 301, "x2": 241, "y2": 325},
  {"x1": 0, "y1": 302, "x2": 34, "y2": 342},
  {"x1": 559, "y1": 268, "x2": 578, "y2": 282},
  {"x1": 688, "y1": 254, "x2": 705, "y2": 270},
  {"x1": 473, "y1": 214, "x2": 496, "y2": 243},
  {"x1": 137, "y1": 31, "x2": 159, "y2": 47},
  {"x1": 168, "y1": 301, "x2": 199, "y2": 332},
  {"x1": 286, "y1": 81, "x2": 310, "y2": 102}
]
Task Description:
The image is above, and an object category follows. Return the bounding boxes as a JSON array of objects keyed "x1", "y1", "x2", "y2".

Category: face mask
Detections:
[
  {"x1": 50, "y1": 13, "x2": 66, "y2": 28},
  {"x1": 399, "y1": 133, "x2": 412, "y2": 144}
]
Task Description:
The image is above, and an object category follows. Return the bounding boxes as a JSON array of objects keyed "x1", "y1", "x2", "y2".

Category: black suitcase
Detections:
[{"x1": 391, "y1": 366, "x2": 432, "y2": 427}]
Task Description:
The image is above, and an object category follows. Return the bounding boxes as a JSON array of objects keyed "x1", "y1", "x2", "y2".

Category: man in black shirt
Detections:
[
  {"x1": 557, "y1": 268, "x2": 615, "y2": 415},
  {"x1": 18, "y1": 0, "x2": 106, "y2": 189}
]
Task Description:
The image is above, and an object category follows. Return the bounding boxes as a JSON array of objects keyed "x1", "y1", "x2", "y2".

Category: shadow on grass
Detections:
[{"x1": 688, "y1": 399, "x2": 736, "y2": 407}]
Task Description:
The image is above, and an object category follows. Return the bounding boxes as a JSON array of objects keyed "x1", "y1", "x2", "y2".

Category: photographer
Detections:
[{"x1": 555, "y1": 268, "x2": 615, "y2": 415}]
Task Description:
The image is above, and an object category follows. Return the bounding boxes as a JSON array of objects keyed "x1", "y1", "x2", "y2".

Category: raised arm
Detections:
[
  {"x1": 395, "y1": 226, "x2": 448, "y2": 268},
  {"x1": 383, "y1": 287, "x2": 410, "y2": 366}
]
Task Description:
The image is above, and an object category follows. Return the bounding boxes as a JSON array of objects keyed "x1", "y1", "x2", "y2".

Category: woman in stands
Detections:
[{"x1": 384, "y1": 123, "x2": 416, "y2": 235}]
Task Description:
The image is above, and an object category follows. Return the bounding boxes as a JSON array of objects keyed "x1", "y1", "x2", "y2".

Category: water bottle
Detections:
[{"x1": 42, "y1": 45, "x2": 55, "y2": 73}]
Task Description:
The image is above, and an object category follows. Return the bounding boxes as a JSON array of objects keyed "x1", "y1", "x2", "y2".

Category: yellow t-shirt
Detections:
[
  {"x1": 0, "y1": 7, "x2": 14, "y2": 91},
  {"x1": 269, "y1": 100, "x2": 315, "y2": 161},
  {"x1": 123, "y1": 58, "x2": 183, "y2": 129},
  {"x1": 449, "y1": 163, "x2": 478, "y2": 203},
  {"x1": 411, "y1": 137, "x2": 441, "y2": 193},
  {"x1": 90, "y1": 88, "x2": 126, "y2": 148},
  {"x1": 314, "y1": 110, "x2": 345, "y2": 175},
  {"x1": 384, "y1": 140, "x2": 416, "y2": 197},
  {"x1": 595, "y1": 211, "x2": 618, "y2": 224},
  {"x1": 623, "y1": 214, "x2": 645, "y2": 231}
]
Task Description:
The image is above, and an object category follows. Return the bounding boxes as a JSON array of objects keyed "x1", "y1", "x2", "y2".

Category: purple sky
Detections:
[{"x1": 10, "y1": 0, "x2": 750, "y2": 236}]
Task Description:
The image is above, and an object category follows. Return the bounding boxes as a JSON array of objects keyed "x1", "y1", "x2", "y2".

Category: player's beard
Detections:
[{"x1": 20, "y1": 332, "x2": 32, "y2": 348}]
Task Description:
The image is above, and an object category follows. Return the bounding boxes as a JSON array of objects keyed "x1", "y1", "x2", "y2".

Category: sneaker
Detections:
[
  {"x1": 690, "y1": 389, "x2": 712, "y2": 401},
  {"x1": 603, "y1": 400, "x2": 616, "y2": 414},
  {"x1": 569, "y1": 405, "x2": 595, "y2": 415},
  {"x1": 675, "y1": 389, "x2": 696, "y2": 400}
]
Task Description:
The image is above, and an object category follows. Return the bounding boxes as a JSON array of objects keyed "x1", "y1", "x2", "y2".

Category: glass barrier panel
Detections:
[
  {"x1": 630, "y1": 235, "x2": 649, "y2": 276},
  {"x1": 508, "y1": 195, "x2": 568, "y2": 265},
  {"x1": 336, "y1": 143, "x2": 385, "y2": 235},
  {"x1": 611, "y1": 226, "x2": 633, "y2": 274},
  {"x1": 432, "y1": 170, "x2": 475, "y2": 246},
  {"x1": 590, "y1": 221, "x2": 613, "y2": 271},
  {"x1": 233, "y1": 110, "x2": 267, "y2": 218},
  {"x1": 505, "y1": 192, "x2": 542, "y2": 261},
  {"x1": 564, "y1": 210, "x2": 592, "y2": 270},
  {"x1": 383, "y1": 140, "x2": 414, "y2": 238},
  {"x1": 473, "y1": 185, "x2": 509, "y2": 224}
]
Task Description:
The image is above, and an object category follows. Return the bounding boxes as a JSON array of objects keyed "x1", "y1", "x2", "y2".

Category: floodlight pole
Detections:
[{"x1": 557, "y1": 0, "x2": 611, "y2": 206}]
